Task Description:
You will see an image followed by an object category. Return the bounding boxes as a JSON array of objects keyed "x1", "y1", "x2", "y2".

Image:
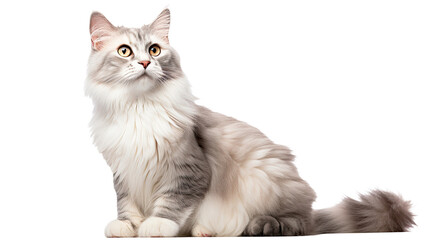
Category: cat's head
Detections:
[{"x1": 86, "y1": 9, "x2": 183, "y2": 99}]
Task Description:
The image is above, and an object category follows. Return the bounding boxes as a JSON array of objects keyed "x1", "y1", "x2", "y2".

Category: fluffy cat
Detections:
[{"x1": 85, "y1": 9, "x2": 415, "y2": 237}]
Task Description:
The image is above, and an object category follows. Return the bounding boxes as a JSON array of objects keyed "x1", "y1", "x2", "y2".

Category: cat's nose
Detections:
[{"x1": 138, "y1": 60, "x2": 151, "y2": 69}]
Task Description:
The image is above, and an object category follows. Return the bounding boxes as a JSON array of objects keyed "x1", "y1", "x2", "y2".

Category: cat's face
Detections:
[{"x1": 87, "y1": 9, "x2": 182, "y2": 96}]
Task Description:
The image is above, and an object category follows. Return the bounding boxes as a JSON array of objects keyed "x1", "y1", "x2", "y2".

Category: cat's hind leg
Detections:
[{"x1": 192, "y1": 192, "x2": 250, "y2": 237}]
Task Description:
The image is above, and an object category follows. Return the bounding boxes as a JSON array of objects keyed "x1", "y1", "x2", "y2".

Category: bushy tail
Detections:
[{"x1": 312, "y1": 190, "x2": 415, "y2": 234}]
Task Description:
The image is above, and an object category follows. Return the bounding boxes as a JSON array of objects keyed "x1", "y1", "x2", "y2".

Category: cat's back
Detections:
[{"x1": 195, "y1": 105, "x2": 294, "y2": 163}]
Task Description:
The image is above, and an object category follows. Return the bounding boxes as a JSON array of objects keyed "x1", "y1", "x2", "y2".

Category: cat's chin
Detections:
[{"x1": 126, "y1": 75, "x2": 160, "y2": 96}]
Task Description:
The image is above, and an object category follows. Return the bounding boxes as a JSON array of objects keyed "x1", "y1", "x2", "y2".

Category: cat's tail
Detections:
[{"x1": 311, "y1": 190, "x2": 415, "y2": 234}]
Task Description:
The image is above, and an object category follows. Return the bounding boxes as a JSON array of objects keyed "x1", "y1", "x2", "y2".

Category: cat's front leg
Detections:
[
  {"x1": 105, "y1": 174, "x2": 144, "y2": 238},
  {"x1": 138, "y1": 155, "x2": 211, "y2": 237},
  {"x1": 137, "y1": 192, "x2": 202, "y2": 237}
]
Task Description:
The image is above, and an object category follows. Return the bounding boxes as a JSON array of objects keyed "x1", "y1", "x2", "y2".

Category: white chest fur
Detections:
[{"x1": 91, "y1": 100, "x2": 187, "y2": 213}]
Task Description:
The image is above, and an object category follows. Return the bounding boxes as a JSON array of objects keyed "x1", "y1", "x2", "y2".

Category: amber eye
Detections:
[
  {"x1": 149, "y1": 44, "x2": 161, "y2": 57},
  {"x1": 117, "y1": 45, "x2": 132, "y2": 57}
]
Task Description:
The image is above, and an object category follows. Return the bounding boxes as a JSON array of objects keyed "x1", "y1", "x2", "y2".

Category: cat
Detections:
[{"x1": 85, "y1": 9, "x2": 415, "y2": 237}]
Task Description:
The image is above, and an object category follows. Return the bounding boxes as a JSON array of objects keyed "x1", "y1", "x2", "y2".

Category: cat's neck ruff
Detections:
[{"x1": 86, "y1": 77, "x2": 196, "y2": 116}]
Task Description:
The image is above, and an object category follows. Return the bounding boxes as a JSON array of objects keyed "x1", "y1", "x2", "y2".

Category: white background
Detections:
[{"x1": 0, "y1": 0, "x2": 427, "y2": 239}]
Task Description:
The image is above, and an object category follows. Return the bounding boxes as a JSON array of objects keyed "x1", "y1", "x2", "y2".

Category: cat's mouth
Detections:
[
  {"x1": 128, "y1": 67, "x2": 157, "y2": 83},
  {"x1": 134, "y1": 70, "x2": 153, "y2": 82},
  {"x1": 138, "y1": 70, "x2": 149, "y2": 78}
]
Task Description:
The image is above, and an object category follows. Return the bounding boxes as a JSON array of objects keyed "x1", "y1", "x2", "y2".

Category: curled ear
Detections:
[
  {"x1": 89, "y1": 12, "x2": 116, "y2": 50},
  {"x1": 149, "y1": 9, "x2": 170, "y2": 44}
]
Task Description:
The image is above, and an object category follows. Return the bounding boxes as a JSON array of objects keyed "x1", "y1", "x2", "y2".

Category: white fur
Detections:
[
  {"x1": 138, "y1": 216, "x2": 179, "y2": 237},
  {"x1": 193, "y1": 192, "x2": 249, "y2": 236}
]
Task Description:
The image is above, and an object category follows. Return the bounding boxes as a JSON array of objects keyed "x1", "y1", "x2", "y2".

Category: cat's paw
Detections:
[
  {"x1": 105, "y1": 219, "x2": 136, "y2": 238},
  {"x1": 192, "y1": 224, "x2": 214, "y2": 237},
  {"x1": 243, "y1": 215, "x2": 281, "y2": 236},
  {"x1": 138, "y1": 216, "x2": 179, "y2": 237},
  {"x1": 277, "y1": 217, "x2": 307, "y2": 235}
]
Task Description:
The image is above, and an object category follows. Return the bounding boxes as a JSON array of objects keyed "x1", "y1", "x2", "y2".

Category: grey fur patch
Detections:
[
  {"x1": 152, "y1": 135, "x2": 211, "y2": 225},
  {"x1": 277, "y1": 216, "x2": 308, "y2": 236},
  {"x1": 112, "y1": 173, "x2": 131, "y2": 220},
  {"x1": 312, "y1": 209, "x2": 342, "y2": 234},
  {"x1": 344, "y1": 190, "x2": 415, "y2": 232},
  {"x1": 113, "y1": 173, "x2": 126, "y2": 201}
]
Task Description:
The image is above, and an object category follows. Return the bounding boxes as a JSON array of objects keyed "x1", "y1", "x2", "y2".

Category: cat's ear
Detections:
[
  {"x1": 90, "y1": 12, "x2": 116, "y2": 51},
  {"x1": 149, "y1": 9, "x2": 170, "y2": 44}
]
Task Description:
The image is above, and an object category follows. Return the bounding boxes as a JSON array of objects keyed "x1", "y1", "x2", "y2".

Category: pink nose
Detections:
[{"x1": 138, "y1": 60, "x2": 151, "y2": 69}]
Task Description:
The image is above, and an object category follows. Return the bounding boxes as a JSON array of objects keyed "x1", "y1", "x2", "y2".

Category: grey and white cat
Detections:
[{"x1": 86, "y1": 9, "x2": 415, "y2": 237}]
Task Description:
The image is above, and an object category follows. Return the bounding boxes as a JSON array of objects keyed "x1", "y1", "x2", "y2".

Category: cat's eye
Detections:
[
  {"x1": 117, "y1": 45, "x2": 133, "y2": 57},
  {"x1": 149, "y1": 44, "x2": 161, "y2": 57}
]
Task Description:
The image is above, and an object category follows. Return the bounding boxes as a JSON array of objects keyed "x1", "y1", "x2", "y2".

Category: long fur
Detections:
[{"x1": 86, "y1": 9, "x2": 415, "y2": 237}]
